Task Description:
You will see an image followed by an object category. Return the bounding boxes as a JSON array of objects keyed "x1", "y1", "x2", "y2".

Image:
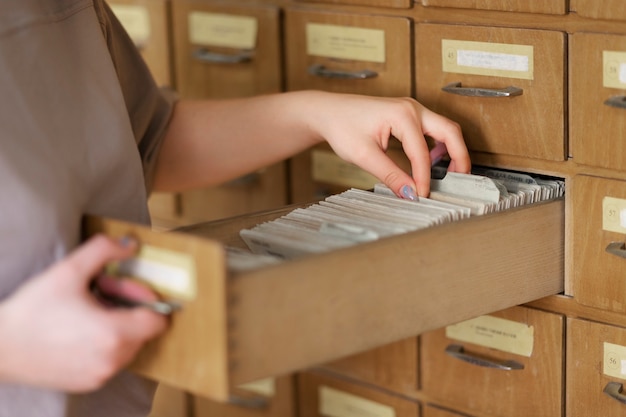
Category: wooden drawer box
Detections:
[
  {"x1": 297, "y1": 371, "x2": 420, "y2": 417},
  {"x1": 415, "y1": 23, "x2": 566, "y2": 161},
  {"x1": 420, "y1": 0, "x2": 566, "y2": 14},
  {"x1": 570, "y1": 33, "x2": 626, "y2": 171},
  {"x1": 84, "y1": 197, "x2": 563, "y2": 402},
  {"x1": 318, "y1": 337, "x2": 419, "y2": 397},
  {"x1": 284, "y1": 8, "x2": 412, "y2": 97},
  {"x1": 571, "y1": 0, "x2": 626, "y2": 21},
  {"x1": 294, "y1": 0, "x2": 411, "y2": 8},
  {"x1": 421, "y1": 306, "x2": 564, "y2": 417},
  {"x1": 571, "y1": 175, "x2": 626, "y2": 314},
  {"x1": 567, "y1": 318, "x2": 626, "y2": 417}
]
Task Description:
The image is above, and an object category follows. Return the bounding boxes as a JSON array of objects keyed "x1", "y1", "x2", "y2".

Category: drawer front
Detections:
[
  {"x1": 570, "y1": 33, "x2": 626, "y2": 170},
  {"x1": 298, "y1": 371, "x2": 420, "y2": 417},
  {"x1": 109, "y1": 0, "x2": 173, "y2": 87},
  {"x1": 421, "y1": 0, "x2": 566, "y2": 14},
  {"x1": 294, "y1": 0, "x2": 411, "y2": 8},
  {"x1": 567, "y1": 318, "x2": 626, "y2": 417},
  {"x1": 415, "y1": 23, "x2": 566, "y2": 161},
  {"x1": 571, "y1": 0, "x2": 626, "y2": 21},
  {"x1": 423, "y1": 405, "x2": 473, "y2": 417},
  {"x1": 284, "y1": 8, "x2": 412, "y2": 97},
  {"x1": 571, "y1": 175, "x2": 626, "y2": 313},
  {"x1": 318, "y1": 337, "x2": 419, "y2": 397},
  {"x1": 421, "y1": 306, "x2": 564, "y2": 417},
  {"x1": 172, "y1": 0, "x2": 282, "y2": 98}
]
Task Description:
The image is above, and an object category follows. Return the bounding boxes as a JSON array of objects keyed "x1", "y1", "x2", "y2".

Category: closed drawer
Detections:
[
  {"x1": 420, "y1": 0, "x2": 566, "y2": 14},
  {"x1": 284, "y1": 8, "x2": 412, "y2": 97},
  {"x1": 567, "y1": 318, "x2": 626, "y2": 417},
  {"x1": 570, "y1": 33, "x2": 626, "y2": 170},
  {"x1": 423, "y1": 405, "x2": 473, "y2": 417},
  {"x1": 172, "y1": 0, "x2": 282, "y2": 98},
  {"x1": 571, "y1": 175, "x2": 626, "y2": 314},
  {"x1": 84, "y1": 197, "x2": 563, "y2": 402},
  {"x1": 571, "y1": 0, "x2": 626, "y2": 21},
  {"x1": 294, "y1": 0, "x2": 411, "y2": 8},
  {"x1": 297, "y1": 371, "x2": 420, "y2": 417},
  {"x1": 415, "y1": 23, "x2": 566, "y2": 161},
  {"x1": 421, "y1": 306, "x2": 564, "y2": 417},
  {"x1": 318, "y1": 337, "x2": 419, "y2": 397}
]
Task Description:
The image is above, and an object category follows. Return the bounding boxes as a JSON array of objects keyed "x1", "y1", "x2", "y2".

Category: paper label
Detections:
[
  {"x1": 446, "y1": 315, "x2": 534, "y2": 357},
  {"x1": 312, "y1": 149, "x2": 378, "y2": 189},
  {"x1": 603, "y1": 51, "x2": 626, "y2": 89},
  {"x1": 238, "y1": 378, "x2": 275, "y2": 397},
  {"x1": 319, "y1": 386, "x2": 395, "y2": 417},
  {"x1": 306, "y1": 23, "x2": 385, "y2": 63},
  {"x1": 602, "y1": 196, "x2": 626, "y2": 233},
  {"x1": 188, "y1": 12, "x2": 257, "y2": 49},
  {"x1": 604, "y1": 342, "x2": 626, "y2": 380},
  {"x1": 109, "y1": 245, "x2": 197, "y2": 300},
  {"x1": 110, "y1": 4, "x2": 151, "y2": 47},
  {"x1": 442, "y1": 39, "x2": 534, "y2": 80}
]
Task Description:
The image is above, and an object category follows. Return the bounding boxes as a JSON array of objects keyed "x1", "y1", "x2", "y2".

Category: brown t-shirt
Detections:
[{"x1": 0, "y1": 0, "x2": 175, "y2": 415}]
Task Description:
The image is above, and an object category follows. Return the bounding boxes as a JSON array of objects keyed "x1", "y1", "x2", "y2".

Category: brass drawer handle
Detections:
[
  {"x1": 308, "y1": 64, "x2": 378, "y2": 80},
  {"x1": 192, "y1": 47, "x2": 253, "y2": 64},
  {"x1": 445, "y1": 344, "x2": 524, "y2": 370},
  {"x1": 442, "y1": 82, "x2": 523, "y2": 97},
  {"x1": 604, "y1": 96, "x2": 626, "y2": 110},
  {"x1": 606, "y1": 242, "x2": 626, "y2": 258},
  {"x1": 604, "y1": 382, "x2": 626, "y2": 405}
]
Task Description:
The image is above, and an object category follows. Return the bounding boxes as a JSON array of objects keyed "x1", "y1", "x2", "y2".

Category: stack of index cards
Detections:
[{"x1": 237, "y1": 167, "x2": 564, "y2": 261}]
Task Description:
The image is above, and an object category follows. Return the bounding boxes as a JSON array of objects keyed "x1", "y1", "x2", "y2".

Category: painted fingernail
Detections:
[
  {"x1": 400, "y1": 185, "x2": 418, "y2": 201},
  {"x1": 118, "y1": 235, "x2": 137, "y2": 248}
]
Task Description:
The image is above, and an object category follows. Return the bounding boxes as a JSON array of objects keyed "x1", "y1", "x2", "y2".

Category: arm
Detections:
[{"x1": 152, "y1": 91, "x2": 470, "y2": 198}]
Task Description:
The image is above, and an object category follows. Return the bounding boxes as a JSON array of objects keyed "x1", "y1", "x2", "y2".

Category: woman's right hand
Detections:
[{"x1": 0, "y1": 235, "x2": 168, "y2": 392}]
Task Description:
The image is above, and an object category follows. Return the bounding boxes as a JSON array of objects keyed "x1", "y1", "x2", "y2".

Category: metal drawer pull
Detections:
[
  {"x1": 308, "y1": 64, "x2": 378, "y2": 80},
  {"x1": 192, "y1": 48, "x2": 253, "y2": 64},
  {"x1": 604, "y1": 382, "x2": 626, "y2": 404},
  {"x1": 442, "y1": 82, "x2": 523, "y2": 97},
  {"x1": 445, "y1": 344, "x2": 524, "y2": 370},
  {"x1": 606, "y1": 242, "x2": 626, "y2": 258},
  {"x1": 604, "y1": 96, "x2": 626, "y2": 110}
]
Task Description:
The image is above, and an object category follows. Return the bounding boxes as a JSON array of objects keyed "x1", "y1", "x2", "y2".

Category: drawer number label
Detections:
[
  {"x1": 306, "y1": 23, "x2": 386, "y2": 63},
  {"x1": 603, "y1": 51, "x2": 626, "y2": 89},
  {"x1": 604, "y1": 342, "x2": 626, "y2": 380},
  {"x1": 319, "y1": 386, "x2": 395, "y2": 417},
  {"x1": 602, "y1": 196, "x2": 626, "y2": 234},
  {"x1": 188, "y1": 12, "x2": 258, "y2": 49}
]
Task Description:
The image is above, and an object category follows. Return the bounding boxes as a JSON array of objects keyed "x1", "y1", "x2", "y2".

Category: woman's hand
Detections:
[{"x1": 0, "y1": 235, "x2": 168, "y2": 392}]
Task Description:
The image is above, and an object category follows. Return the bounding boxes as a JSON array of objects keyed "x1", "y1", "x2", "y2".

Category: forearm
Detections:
[{"x1": 152, "y1": 91, "x2": 329, "y2": 192}]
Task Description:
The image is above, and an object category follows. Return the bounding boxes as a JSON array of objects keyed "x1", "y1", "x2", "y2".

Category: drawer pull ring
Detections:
[
  {"x1": 308, "y1": 64, "x2": 378, "y2": 80},
  {"x1": 228, "y1": 395, "x2": 269, "y2": 409},
  {"x1": 604, "y1": 382, "x2": 626, "y2": 405},
  {"x1": 606, "y1": 242, "x2": 626, "y2": 258},
  {"x1": 442, "y1": 82, "x2": 523, "y2": 97},
  {"x1": 445, "y1": 344, "x2": 524, "y2": 370},
  {"x1": 604, "y1": 96, "x2": 626, "y2": 110},
  {"x1": 192, "y1": 48, "x2": 253, "y2": 64}
]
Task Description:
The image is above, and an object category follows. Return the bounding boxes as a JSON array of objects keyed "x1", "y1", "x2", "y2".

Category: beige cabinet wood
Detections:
[
  {"x1": 567, "y1": 318, "x2": 626, "y2": 417},
  {"x1": 84, "y1": 195, "x2": 563, "y2": 402},
  {"x1": 293, "y1": 0, "x2": 411, "y2": 8},
  {"x1": 284, "y1": 8, "x2": 412, "y2": 97},
  {"x1": 571, "y1": 0, "x2": 626, "y2": 21},
  {"x1": 423, "y1": 405, "x2": 473, "y2": 417},
  {"x1": 571, "y1": 175, "x2": 626, "y2": 314},
  {"x1": 421, "y1": 0, "x2": 566, "y2": 14},
  {"x1": 415, "y1": 23, "x2": 566, "y2": 161},
  {"x1": 318, "y1": 337, "x2": 419, "y2": 397},
  {"x1": 148, "y1": 384, "x2": 190, "y2": 417},
  {"x1": 421, "y1": 306, "x2": 564, "y2": 417},
  {"x1": 570, "y1": 33, "x2": 626, "y2": 170},
  {"x1": 297, "y1": 371, "x2": 420, "y2": 417}
]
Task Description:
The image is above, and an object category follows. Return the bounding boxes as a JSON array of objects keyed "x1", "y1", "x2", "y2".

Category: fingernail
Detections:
[
  {"x1": 400, "y1": 185, "x2": 418, "y2": 201},
  {"x1": 118, "y1": 235, "x2": 137, "y2": 248}
]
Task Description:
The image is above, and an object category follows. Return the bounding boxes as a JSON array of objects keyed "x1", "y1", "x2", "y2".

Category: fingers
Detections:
[{"x1": 420, "y1": 106, "x2": 471, "y2": 174}]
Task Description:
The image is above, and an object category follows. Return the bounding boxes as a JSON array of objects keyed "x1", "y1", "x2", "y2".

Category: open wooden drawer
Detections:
[{"x1": 84, "y1": 198, "x2": 564, "y2": 402}]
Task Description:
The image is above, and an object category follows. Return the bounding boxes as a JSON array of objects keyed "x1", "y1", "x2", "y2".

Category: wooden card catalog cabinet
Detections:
[
  {"x1": 571, "y1": 0, "x2": 626, "y2": 21},
  {"x1": 172, "y1": 0, "x2": 282, "y2": 98},
  {"x1": 567, "y1": 318, "x2": 626, "y2": 417},
  {"x1": 571, "y1": 175, "x2": 626, "y2": 314},
  {"x1": 420, "y1": 0, "x2": 566, "y2": 14},
  {"x1": 570, "y1": 33, "x2": 626, "y2": 170},
  {"x1": 421, "y1": 306, "x2": 564, "y2": 417},
  {"x1": 293, "y1": 0, "x2": 411, "y2": 9},
  {"x1": 415, "y1": 24, "x2": 566, "y2": 161},
  {"x1": 284, "y1": 8, "x2": 412, "y2": 97}
]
